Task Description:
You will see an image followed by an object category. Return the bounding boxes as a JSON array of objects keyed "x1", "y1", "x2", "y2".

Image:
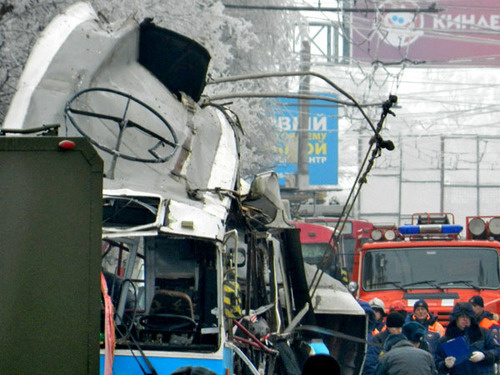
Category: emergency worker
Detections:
[
  {"x1": 435, "y1": 302, "x2": 500, "y2": 375},
  {"x1": 408, "y1": 299, "x2": 445, "y2": 337},
  {"x1": 397, "y1": 299, "x2": 439, "y2": 353},
  {"x1": 374, "y1": 327, "x2": 437, "y2": 375},
  {"x1": 362, "y1": 312, "x2": 405, "y2": 375},
  {"x1": 359, "y1": 300, "x2": 378, "y2": 341},
  {"x1": 370, "y1": 298, "x2": 387, "y2": 335},
  {"x1": 401, "y1": 321, "x2": 434, "y2": 354},
  {"x1": 469, "y1": 296, "x2": 500, "y2": 337},
  {"x1": 402, "y1": 321, "x2": 425, "y2": 345}
]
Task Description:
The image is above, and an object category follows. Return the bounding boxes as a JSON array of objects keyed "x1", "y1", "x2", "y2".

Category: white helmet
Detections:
[{"x1": 369, "y1": 297, "x2": 385, "y2": 311}]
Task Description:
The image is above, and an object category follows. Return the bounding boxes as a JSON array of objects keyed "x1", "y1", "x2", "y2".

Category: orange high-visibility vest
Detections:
[
  {"x1": 479, "y1": 317, "x2": 499, "y2": 330},
  {"x1": 411, "y1": 314, "x2": 445, "y2": 336},
  {"x1": 428, "y1": 320, "x2": 445, "y2": 337},
  {"x1": 372, "y1": 324, "x2": 387, "y2": 336}
]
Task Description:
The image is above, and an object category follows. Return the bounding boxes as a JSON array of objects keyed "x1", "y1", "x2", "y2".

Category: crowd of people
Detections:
[{"x1": 361, "y1": 296, "x2": 500, "y2": 375}]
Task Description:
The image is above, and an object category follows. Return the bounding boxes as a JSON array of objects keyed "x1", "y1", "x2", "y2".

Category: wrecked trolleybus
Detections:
[{"x1": 2, "y1": 3, "x2": 367, "y2": 374}]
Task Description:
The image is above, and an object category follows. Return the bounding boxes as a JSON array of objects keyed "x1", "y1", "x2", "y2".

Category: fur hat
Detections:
[
  {"x1": 469, "y1": 295, "x2": 484, "y2": 307},
  {"x1": 413, "y1": 299, "x2": 429, "y2": 312},
  {"x1": 402, "y1": 321, "x2": 425, "y2": 343},
  {"x1": 451, "y1": 302, "x2": 476, "y2": 321},
  {"x1": 386, "y1": 311, "x2": 406, "y2": 328}
]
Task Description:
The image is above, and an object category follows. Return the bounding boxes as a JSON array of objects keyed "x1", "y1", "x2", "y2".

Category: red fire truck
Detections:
[
  {"x1": 292, "y1": 221, "x2": 344, "y2": 280},
  {"x1": 303, "y1": 217, "x2": 373, "y2": 278},
  {"x1": 349, "y1": 213, "x2": 500, "y2": 326}
]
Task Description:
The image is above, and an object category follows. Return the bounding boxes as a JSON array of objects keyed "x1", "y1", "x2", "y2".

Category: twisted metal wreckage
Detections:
[{"x1": 2, "y1": 2, "x2": 397, "y2": 374}]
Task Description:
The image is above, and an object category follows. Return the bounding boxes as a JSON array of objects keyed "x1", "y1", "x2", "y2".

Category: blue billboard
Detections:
[{"x1": 272, "y1": 95, "x2": 338, "y2": 186}]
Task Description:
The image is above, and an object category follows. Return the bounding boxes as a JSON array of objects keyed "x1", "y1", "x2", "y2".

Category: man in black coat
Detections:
[
  {"x1": 435, "y1": 302, "x2": 500, "y2": 375},
  {"x1": 363, "y1": 312, "x2": 406, "y2": 375}
]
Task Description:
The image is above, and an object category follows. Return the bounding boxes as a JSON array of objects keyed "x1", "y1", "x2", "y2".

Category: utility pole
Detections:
[
  {"x1": 297, "y1": 38, "x2": 310, "y2": 190},
  {"x1": 342, "y1": 0, "x2": 350, "y2": 63}
]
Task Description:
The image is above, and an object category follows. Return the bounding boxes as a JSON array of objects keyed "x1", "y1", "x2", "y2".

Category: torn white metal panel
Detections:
[
  {"x1": 202, "y1": 109, "x2": 239, "y2": 217},
  {"x1": 303, "y1": 263, "x2": 365, "y2": 316},
  {"x1": 200, "y1": 109, "x2": 239, "y2": 192},
  {"x1": 310, "y1": 287, "x2": 366, "y2": 315},
  {"x1": 2, "y1": 2, "x2": 99, "y2": 129},
  {"x1": 3, "y1": 2, "x2": 240, "y2": 240},
  {"x1": 161, "y1": 200, "x2": 227, "y2": 240}
]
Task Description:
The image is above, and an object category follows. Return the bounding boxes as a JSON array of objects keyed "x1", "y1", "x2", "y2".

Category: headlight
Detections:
[{"x1": 347, "y1": 281, "x2": 358, "y2": 293}]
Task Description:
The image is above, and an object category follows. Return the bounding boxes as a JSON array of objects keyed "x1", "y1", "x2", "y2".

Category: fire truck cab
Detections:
[
  {"x1": 349, "y1": 213, "x2": 500, "y2": 326},
  {"x1": 303, "y1": 217, "x2": 373, "y2": 279}
]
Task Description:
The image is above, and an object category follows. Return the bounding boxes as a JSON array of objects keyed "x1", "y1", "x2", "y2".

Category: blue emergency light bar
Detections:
[{"x1": 398, "y1": 224, "x2": 463, "y2": 235}]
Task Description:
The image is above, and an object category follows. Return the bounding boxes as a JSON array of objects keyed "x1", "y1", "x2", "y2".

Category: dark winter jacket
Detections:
[
  {"x1": 481, "y1": 310, "x2": 496, "y2": 321},
  {"x1": 435, "y1": 305, "x2": 500, "y2": 375},
  {"x1": 423, "y1": 330, "x2": 441, "y2": 354},
  {"x1": 476, "y1": 310, "x2": 500, "y2": 337},
  {"x1": 363, "y1": 327, "x2": 440, "y2": 374},
  {"x1": 363, "y1": 330, "x2": 389, "y2": 375},
  {"x1": 374, "y1": 334, "x2": 437, "y2": 375}
]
